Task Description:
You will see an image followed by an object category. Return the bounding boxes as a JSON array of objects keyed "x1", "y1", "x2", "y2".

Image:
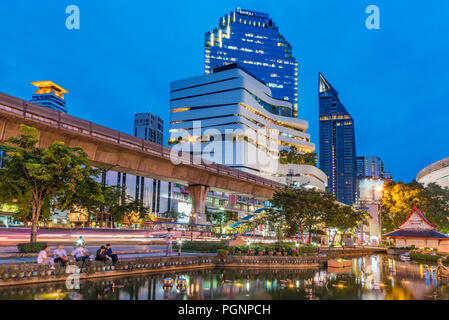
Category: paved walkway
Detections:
[{"x1": 0, "y1": 244, "x2": 166, "y2": 255}]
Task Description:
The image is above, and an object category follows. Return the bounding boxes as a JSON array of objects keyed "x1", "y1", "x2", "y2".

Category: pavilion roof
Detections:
[
  {"x1": 384, "y1": 229, "x2": 449, "y2": 239},
  {"x1": 398, "y1": 204, "x2": 436, "y2": 229}
]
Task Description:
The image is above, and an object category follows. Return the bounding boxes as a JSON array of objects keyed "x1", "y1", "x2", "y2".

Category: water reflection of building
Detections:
[
  {"x1": 3, "y1": 256, "x2": 449, "y2": 300},
  {"x1": 386, "y1": 257, "x2": 439, "y2": 300}
]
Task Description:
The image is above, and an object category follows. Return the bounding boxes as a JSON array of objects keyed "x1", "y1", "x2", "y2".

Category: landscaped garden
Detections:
[{"x1": 173, "y1": 240, "x2": 318, "y2": 257}]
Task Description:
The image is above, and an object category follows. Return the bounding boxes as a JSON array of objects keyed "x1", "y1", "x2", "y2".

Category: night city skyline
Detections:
[{"x1": 1, "y1": 1, "x2": 448, "y2": 183}]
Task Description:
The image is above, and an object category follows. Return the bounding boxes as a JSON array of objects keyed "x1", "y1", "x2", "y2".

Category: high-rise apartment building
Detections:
[
  {"x1": 205, "y1": 8, "x2": 299, "y2": 117},
  {"x1": 134, "y1": 112, "x2": 164, "y2": 145},
  {"x1": 30, "y1": 81, "x2": 68, "y2": 113},
  {"x1": 319, "y1": 73, "x2": 357, "y2": 205}
]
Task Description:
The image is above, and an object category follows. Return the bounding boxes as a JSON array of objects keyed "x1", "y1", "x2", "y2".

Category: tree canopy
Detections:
[
  {"x1": 265, "y1": 187, "x2": 365, "y2": 242},
  {"x1": 381, "y1": 180, "x2": 449, "y2": 232},
  {"x1": 206, "y1": 208, "x2": 238, "y2": 235},
  {"x1": 279, "y1": 146, "x2": 317, "y2": 166},
  {"x1": 0, "y1": 125, "x2": 102, "y2": 242}
]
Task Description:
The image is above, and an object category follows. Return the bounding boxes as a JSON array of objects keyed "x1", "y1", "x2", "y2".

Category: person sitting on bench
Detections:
[
  {"x1": 95, "y1": 246, "x2": 108, "y2": 263},
  {"x1": 72, "y1": 245, "x2": 90, "y2": 265},
  {"x1": 105, "y1": 244, "x2": 119, "y2": 263},
  {"x1": 53, "y1": 245, "x2": 69, "y2": 267},
  {"x1": 37, "y1": 246, "x2": 54, "y2": 268}
]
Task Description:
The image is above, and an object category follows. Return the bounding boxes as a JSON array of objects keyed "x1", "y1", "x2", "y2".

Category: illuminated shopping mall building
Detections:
[
  {"x1": 417, "y1": 156, "x2": 449, "y2": 189},
  {"x1": 205, "y1": 8, "x2": 299, "y2": 118},
  {"x1": 169, "y1": 63, "x2": 326, "y2": 191}
]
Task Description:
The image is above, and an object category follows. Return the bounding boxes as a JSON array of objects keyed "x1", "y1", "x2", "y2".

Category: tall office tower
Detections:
[
  {"x1": 30, "y1": 81, "x2": 68, "y2": 113},
  {"x1": 170, "y1": 64, "x2": 317, "y2": 181},
  {"x1": 319, "y1": 73, "x2": 357, "y2": 205},
  {"x1": 134, "y1": 112, "x2": 164, "y2": 144},
  {"x1": 356, "y1": 156, "x2": 390, "y2": 179},
  {"x1": 205, "y1": 8, "x2": 299, "y2": 118}
]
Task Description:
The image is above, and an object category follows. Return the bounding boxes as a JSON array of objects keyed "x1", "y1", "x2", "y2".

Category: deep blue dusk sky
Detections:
[{"x1": 0, "y1": 1, "x2": 448, "y2": 183}]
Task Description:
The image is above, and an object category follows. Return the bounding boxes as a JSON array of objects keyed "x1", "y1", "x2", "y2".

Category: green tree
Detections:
[
  {"x1": 380, "y1": 180, "x2": 449, "y2": 232},
  {"x1": 108, "y1": 191, "x2": 150, "y2": 227},
  {"x1": 269, "y1": 187, "x2": 336, "y2": 242},
  {"x1": 0, "y1": 179, "x2": 52, "y2": 226},
  {"x1": 324, "y1": 205, "x2": 367, "y2": 245},
  {"x1": 0, "y1": 125, "x2": 95, "y2": 242},
  {"x1": 253, "y1": 207, "x2": 285, "y2": 241},
  {"x1": 279, "y1": 146, "x2": 317, "y2": 166},
  {"x1": 206, "y1": 209, "x2": 238, "y2": 235},
  {"x1": 380, "y1": 181, "x2": 423, "y2": 232},
  {"x1": 56, "y1": 167, "x2": 107, "y2": 225},
  {"x1": 421, "y1": 183, "x2": 449, "y2": 233},
  {"x1": 269, "y1": 187, "x2": 303, "y2": 239}
]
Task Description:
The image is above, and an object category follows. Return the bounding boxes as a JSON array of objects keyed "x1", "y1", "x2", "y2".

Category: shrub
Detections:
[
  {"x1": 173, "y1": 241, "x2": 227, "y2": 253},
  {"x1": 17, "y1": 242, "x2": 48, "y2": 253},
  {"x1": 216, "y1": 249, "x2": 228, "y2": 258},
  {"x1": 409, "y1": 252, "x2": 442, "y2": 263},
  {"x1": 297, "y1": 244, "x2": 316, "y2": 255},
  {"x1": 388, "y1": 246, "x2": 413, "y2": 250}
]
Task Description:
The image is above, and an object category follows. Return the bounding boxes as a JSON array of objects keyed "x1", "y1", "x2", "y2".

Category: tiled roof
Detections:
[
  {"x1": 384, "y1": 229, "x2": 449, "y2": 239},
  {"x1": 398, "y1": 204, "x2": 435, "y2": 229}
]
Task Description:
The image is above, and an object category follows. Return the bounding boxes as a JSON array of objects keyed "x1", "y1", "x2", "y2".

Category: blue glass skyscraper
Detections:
[
  {"x1": 319, "y1": 73, "x2": 357, "y2": 205},
  {"x1": 205, "y1": 8, "x2": 299, "y2": 118}
]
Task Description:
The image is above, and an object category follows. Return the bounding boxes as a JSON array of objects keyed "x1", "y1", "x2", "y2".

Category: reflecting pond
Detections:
[{"x1": 1, "y1": 255, "x2": 449, "y2": 300}]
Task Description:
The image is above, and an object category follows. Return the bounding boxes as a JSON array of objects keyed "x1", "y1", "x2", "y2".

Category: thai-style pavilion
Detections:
[{"x1": 384, "y1": 205, "x2": 449, "y2": 251}]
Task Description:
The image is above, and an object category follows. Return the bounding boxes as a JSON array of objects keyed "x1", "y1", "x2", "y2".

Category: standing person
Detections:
[
  {"x1": 165, "y1": 228, "x2": 173, "y2": 257},
  {"x1": 37, "y1": 246, "x2": 54, "y2": 268},
  {"x1": 53, "y1": 245, "x2": 69, "y2": 267},
  {"x1": 95, "y1": 246, "x2": 108, "y2": 263},
  {"x1": 105, "y1": 244, "x2": 119, "y2": 263}
]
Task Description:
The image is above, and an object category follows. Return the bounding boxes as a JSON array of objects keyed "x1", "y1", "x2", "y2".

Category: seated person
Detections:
[
  {"x1": 105, "y1": 244, "x2": 119, "y2": 263},
  {"x1": 37, "y1": 246, "x2": 54, "y2": 267},
  {"x1": 72, "y1": 246, "x2": 90, "y2": 263},
  {"x1": 53, "y1": 245, "x2": 69, "y2": 267},
  {"x1": 95, "y1": 246, "x2": 108, "y2": 263}
]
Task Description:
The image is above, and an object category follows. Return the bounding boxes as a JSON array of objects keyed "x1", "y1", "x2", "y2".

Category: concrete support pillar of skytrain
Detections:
[{"x1": 187, "y1": 184, "x2": 210, "y2": 225}]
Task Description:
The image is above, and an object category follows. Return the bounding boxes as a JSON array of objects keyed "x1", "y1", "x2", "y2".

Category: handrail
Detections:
[{"x1": 0, "y1": 92, "x2": 285, "y2": 190}]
